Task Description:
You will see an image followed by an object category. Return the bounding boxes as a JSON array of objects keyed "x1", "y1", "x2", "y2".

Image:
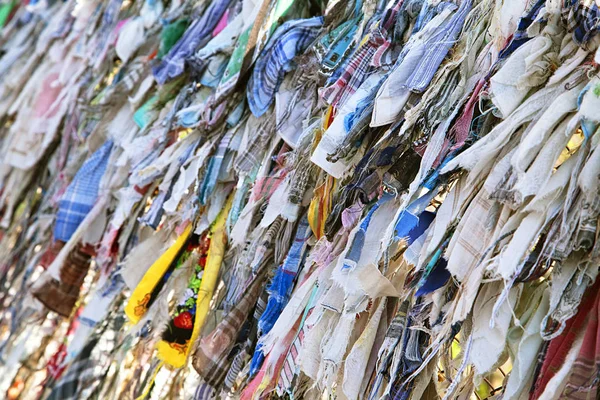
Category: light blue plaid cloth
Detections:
[
  {"x1": 54, "y1": 141, "x2": 113, "y2": 242},
  {"x1": 403, "y1": 0, "x2": 471, "y2": 92},
  {"x1": 247, "y1": 17, "x2": 324, "y2": 117}
]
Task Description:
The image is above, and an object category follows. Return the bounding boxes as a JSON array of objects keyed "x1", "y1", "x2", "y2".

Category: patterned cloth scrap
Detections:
[
  {"x1": 403, "y1": 0, "x2": 471, "y2": 92},
  {"x1": 247, "y1": 16, "x2": 324, "y2": 117},
  {"x1": 153, "y1": 0, "x2": 234, "y2": 84},
  {"x1": 54, "y1": 140, "x2": 113, "y2": 242},
  {"x1": 200, "y1": 127, "x2": 237, "y2": 205},
  {"x1": 250, "y1": 214, "x2": 313, "y2": 375},
  {"x1": 32, "y1": 245, "x2": 93, "y2": 317},
  {"x1": 234, "y1": 112, "x2": 274, "y2": 174},
  {"x1": 99, "y1": 57, "x2": 148, "y2": 105},
  {"x1": 192, "y1": 268, "x2": 266, "y2": 387},
  {"x1": 159, "y1": 233, "x2": 209, "y2": 357},
  {"x1": 532, "y1": 276, "x2": 600, "y2": 398},
  {"x1": 276, "y1": 283, "x2": 319, "y2": 396},
  {"x1": 46, "y1": 327, "x2": 102, "y2": 400},
  {"x1": 193, "y1": 382, "x2": 216, "y2": 400},
  {"x1": 559, "y1": 277, "x2": 600, "y2": 399},
  {"x1": 320, "y1": 0, "x2": 402, "y2": 107},
  {"x1": 563, "y1": 0, "x2": 600, "y2": 48},
  {"x1": 314, "y1": 16, "x2": 361, "y2": 74},
  {"x1": 308, "y1": 175, "x2": 335, "y2": 239}
]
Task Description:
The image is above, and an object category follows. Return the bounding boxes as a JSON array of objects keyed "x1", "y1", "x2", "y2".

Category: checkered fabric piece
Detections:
[
  {"x1": 247, "y1": 16, "x2": 323, "y2": 117},
  {"x1": 153, "y1": 0, "x2": 233, "y2": 84},
  {"x1": 54, "y1": 140, "x2": 113, "y2": 242},
  {"x1": 563, "y1": 0, "x2": 600, "y2": 47},
  {"x1": 320, "y1": 0, "x2": 403, "y2": 107},
  {"x1": 46, "y1": 335, "x2": 100, "y2": 400},
  {"x1": 234, "y1": 113, "x2": 274, "y2": 174}
]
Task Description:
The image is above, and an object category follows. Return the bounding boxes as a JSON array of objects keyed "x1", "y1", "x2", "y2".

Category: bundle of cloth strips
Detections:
[{"x1": 3, "y1": 0, "x2": 600, "y2": 398}]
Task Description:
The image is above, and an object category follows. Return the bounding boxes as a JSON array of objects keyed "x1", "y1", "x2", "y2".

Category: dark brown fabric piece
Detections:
[{"x1": 32, "y1": 245, "x2": 93, "y2": 317}]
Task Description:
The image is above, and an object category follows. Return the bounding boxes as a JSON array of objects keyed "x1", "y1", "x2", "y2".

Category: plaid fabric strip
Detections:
[
  {"x1": 444, "y1": 187, "x2": 496, "y2": 278},
  {"x1": 320, "y1": 0, "x2": 403, "y2": 107},
  {"x1": 89, "y1": 0, "x2": 123, "y2": 64},
  {"x1": 276, "y1": 283, "x2": 318, "y2": 396},
  {"x1": 153, "y1": 0, "x2": 233, "y2": 84},
  {"x1": 279, "y1": 215, "x2": 313, "y2": 276},
  {"x1": 46, "y1": 334, "x2": 100, "y2": 400},
  {"x1": 404, "y1": 0, "x2": 471, "y2": 92},
  {"x1": 200, "y1": 127, "x2": 236, "y2": 205},
  {"x1": 54, "y1": 140, "x2": 113, "y2": 242},
  {"x1": 193, "y1": 382, "x2": 216, "y2": 400},
  {"x1": 234, "y1": 112, "x2": 274, "y2": 174},
  {"x1": 563, "y1": 0, "x2": 600, "y2": 47},
  {"x1": 99, "y1": 58, "x2": 147, "y2": 105},
  {"x1": 560, "y1": 281, "x2": 600, "y2": 400},
  {"x1": 223, "y1": 336, "x2": 253, "y2": 391},
  {"x1": 247, "y1": 17, "x2": 324, "y2": 117},
  {"x1": 193, "y1": 271, "x2": 265, "y2": 387},
  {"x1": 368, "y1": 300, "x2": 410, "y2": 400},
  {"x1": 320, "y1": 33, "x2": 381, "y2": 108},
  {"x1": 276, "y1": 325, "x2": 304, "y2": 395},
  {"x1": 250, "y1": 215, "x2": 313, "y2": 375},
  {"x1": 251, "y1": 170, "x2": 288, "y2": 202}
]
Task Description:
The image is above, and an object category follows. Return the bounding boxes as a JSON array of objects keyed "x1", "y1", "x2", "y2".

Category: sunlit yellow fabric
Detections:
[
  {"x1": 124, "y1": 224, "x2": 193, "y2": 324},
  {"x1": 308, "y1": 106, "x2": 335, "y2": 238},
  {"x1": 157, "y1": 195, "x2": 233, "y2": 367}
]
